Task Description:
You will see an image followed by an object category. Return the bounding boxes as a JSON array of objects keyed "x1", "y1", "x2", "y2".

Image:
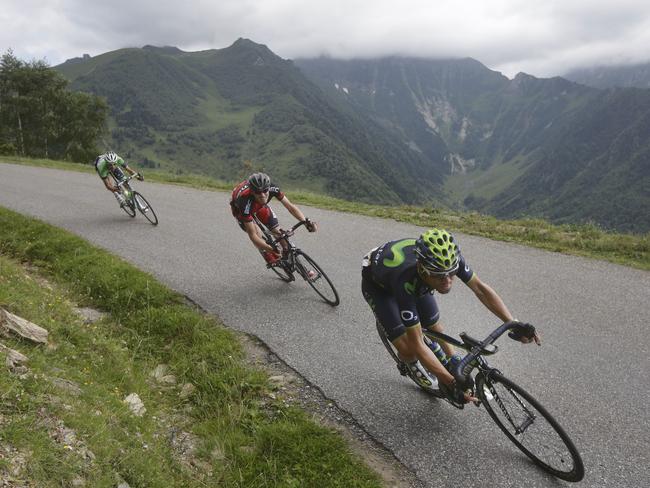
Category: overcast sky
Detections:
[{"x1": 3, "y1": 0, "x2": 650, "y2": 78}]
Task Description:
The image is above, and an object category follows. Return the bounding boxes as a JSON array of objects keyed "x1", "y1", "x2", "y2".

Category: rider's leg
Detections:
[
  {"x1": 416, "y1": 294, "x2": 461, "y2": 371},
  {"x1": 260, "y1": 206, "x2": 289, "y2": 254},
  {"x1": 101, "y1": 176, "x2": 124, "y2": 205},
  {"x1": 416, "y1": 294, "x2": 456, "y2": 358},
  {"x1": 425, "y1": 322, "x2": 457, "y2": 358},
  {"x1": 362, "y1": 277, "x2": 439, "y2": 389},
  {"x1": 393, "y1": 325, "x2": 453, "y2": 386},
  {"x1": 239, "y1": 219, "x2": 278, "y2": 264}
]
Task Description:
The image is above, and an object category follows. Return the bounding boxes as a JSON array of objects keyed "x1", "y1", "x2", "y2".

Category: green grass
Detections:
[
  {"x1": 0, "y1": 207, "x2": 382, "y2": 487},
  {"x1": 2, "y1": 155, "x2": 648, "y2": 270},
  {"x1": 444, "y1": 156, "x2": 529, "y2": 204},
  {"x1": 287, "y1": 193, "x2": 650, "y2": 271}
]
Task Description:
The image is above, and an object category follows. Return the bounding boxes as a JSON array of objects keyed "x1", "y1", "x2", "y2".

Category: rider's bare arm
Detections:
[
  {"x1": 466, "y1": 276, "x2": 541, "y2": 345},
  {"x1": 279, "y1": 196, "x2": 305, "y2": 221},
  {"x1": 279, "y1": 196, "x2": 318, "y2": 232},
  {"x1": 102, "y1": 176, "x2": 118, "y2": 192},
  {"x1": 466, "y1": 275, "x2": 513, "y2": 323},
  {"x1": 243, "y1": 220, "x2": 276, "y2": 253},
  {"x1": 123, "y1": 164, "x2": 137, "y2": 176}
]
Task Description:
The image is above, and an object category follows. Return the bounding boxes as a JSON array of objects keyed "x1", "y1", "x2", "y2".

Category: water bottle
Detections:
[{"x1": 425, "y1": 337, "x2": 449, "y2": 366}]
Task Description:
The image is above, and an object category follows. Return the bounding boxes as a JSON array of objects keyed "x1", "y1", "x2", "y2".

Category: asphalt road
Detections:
[{"x1": 1, "y1": 162, "x2": 649, "y2": 487}]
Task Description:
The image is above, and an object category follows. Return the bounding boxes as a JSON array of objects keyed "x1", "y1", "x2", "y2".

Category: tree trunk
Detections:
[{"x1": 16, "y1": 109, "x2": 25, "y2": 156}]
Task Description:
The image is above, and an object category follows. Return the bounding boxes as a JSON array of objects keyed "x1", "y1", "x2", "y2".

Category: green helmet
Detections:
[{"x1": 415, "y1": 228, "x2": 460, "y2": 274}]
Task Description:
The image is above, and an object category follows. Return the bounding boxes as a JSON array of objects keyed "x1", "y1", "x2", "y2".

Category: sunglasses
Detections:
[
  {"x1": 421, "y1": 265, "x2": 458, "y2": 279},
  {"x1": 253, "y1": 188, "x2": 269, "y2": 195}
]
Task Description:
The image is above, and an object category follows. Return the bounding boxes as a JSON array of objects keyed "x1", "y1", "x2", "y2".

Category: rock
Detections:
[
  {"x1": 49, "y1": 377, "x2": 82, "y2": 396},
  {"x1": 268, "y1": 375, "x2": 287, "y2": 387},
  {"x1": 179, "y1": 383, "x2": 196, "y2": 399},
  {"x1": 74, "y1": 307, "x2": 106, "y2": 324},
  {"x1": 123, "y1": 393, "x2": 146, "y2": 417},
  {"x1": 151, "y1": 364, "x2": 176, "y2": 385},
  {"x1": 151, "y1": 364, "x2": 168, "y2": 380},
  {"x1": 0, "y1": 308, "x2": 48, "y2": 343},
  {"x1": 160, "y1": 375, "x2": 177, "y2": 385}
]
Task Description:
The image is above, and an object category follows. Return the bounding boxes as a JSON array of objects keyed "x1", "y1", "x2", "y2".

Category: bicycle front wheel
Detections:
[
  {"x1": 133, "y1": 192, "x2": 158, "y2": 225},
  {"x1": 295, "y1": 250, "x2": 339, "y2": 306},
  {"x1": 476, "y1": 371, "x2": 584, "y2": 482}
]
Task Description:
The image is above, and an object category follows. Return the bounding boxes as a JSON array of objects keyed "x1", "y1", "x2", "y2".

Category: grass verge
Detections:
[
  {"x1": 2, "y1": 156, "x2": 648, "y2": 270},
  {"x1": 0, "y1": 206, "x2": 382, "y2": 487}
]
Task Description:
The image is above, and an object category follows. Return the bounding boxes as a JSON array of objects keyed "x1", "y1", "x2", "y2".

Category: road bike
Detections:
[
  {"x1": 257, "y1": 219, "x2": 340, "y2": 306},
  {"x1": 376, "y1": 320, "x2": 584, "y2": 482},
  {"x1": 110, "y1": 167, "x2": 158, "y2": 226}
]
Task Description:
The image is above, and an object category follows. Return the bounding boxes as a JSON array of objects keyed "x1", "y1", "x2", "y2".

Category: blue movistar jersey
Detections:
[{"x1": 365, "y1": 238, "x2": 474, "y2": 327}]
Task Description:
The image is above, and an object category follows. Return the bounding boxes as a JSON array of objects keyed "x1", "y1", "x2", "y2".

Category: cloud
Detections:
[{"x1": 3, "y1": 0, "x2": 650, "y2": 77}]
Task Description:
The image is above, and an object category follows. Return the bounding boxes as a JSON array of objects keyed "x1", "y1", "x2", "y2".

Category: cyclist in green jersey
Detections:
[
  {"x1": 94, "y1": 151, "x2": 142, "y2": 207},
  {"x1": 362, "y1": 228, "x2": 540, "y2": 403}
]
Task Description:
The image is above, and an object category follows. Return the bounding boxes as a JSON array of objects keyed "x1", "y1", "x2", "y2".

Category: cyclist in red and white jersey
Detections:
[{"x1": 230, "y1": 172, "x2": 317, "y2": 265}]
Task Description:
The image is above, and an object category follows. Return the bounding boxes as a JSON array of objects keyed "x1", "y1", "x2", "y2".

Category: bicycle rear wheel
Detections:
[
  {"x1": 133, "y1": 191, "x2": 158, "y2": 225},
  {"x1": 121, "y1": 198, "x2": 136, "y2": 217},
  {"x1": 294, "y1": 250, "x2": 339, "y2": 306},
  {"x1": 476, "y1": 371, "x2": 584, "y2": 482}
]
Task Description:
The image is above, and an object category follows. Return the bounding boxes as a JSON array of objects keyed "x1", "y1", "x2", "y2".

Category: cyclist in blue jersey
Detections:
[{"x1": 362, "y1": 228, "x2": 540, "y2": 403}]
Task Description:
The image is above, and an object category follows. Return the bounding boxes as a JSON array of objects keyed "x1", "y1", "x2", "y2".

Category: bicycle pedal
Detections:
[{"x1": 397, "y1": 364, "x2": 409, "y2": 376}]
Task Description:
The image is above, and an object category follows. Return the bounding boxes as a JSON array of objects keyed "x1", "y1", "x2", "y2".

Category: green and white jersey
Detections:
[{"x1": 94, "y1": 154, "x2": 126, "y2": 179}]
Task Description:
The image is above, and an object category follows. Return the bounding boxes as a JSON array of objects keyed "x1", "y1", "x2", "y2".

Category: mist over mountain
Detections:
[{"x1": 564, "y1": 62, "x2": 650, "y2": 89}]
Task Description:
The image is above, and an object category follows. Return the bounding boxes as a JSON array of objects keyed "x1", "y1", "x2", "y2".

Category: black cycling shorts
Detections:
[{"x1": 361, "y1": 271, "x2": 440, "y2": 342}]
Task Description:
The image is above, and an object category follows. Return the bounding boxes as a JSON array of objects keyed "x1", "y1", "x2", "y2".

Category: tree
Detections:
[{"x1": 0, "y1": 49, "x2": 108, "y2": 161}]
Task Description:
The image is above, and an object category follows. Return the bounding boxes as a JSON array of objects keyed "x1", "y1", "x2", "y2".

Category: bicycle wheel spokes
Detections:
[
  {"x1": 295, "y1": 250, "x2": 339, "y2": 306},
  {"x1": 133, "y1": 192, "x2": 158, "y2": 225},
  {"x1": 269, "y1": 261, "x2": 294, "y2": 282},
  {"x1": 477, "y1": 372, "x2": 584, "y2": 482},
  {"x1": 120, "y1": 196, "x2": 136, "y2": 217}
]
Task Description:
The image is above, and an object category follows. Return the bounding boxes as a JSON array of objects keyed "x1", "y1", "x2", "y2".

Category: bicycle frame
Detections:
[
  {"x1": 423, "y1": 329, "x2": 499, "y2": 357},
  {"x1": 254, "y1": 218, "x2": 306, "y2": 274},
  {"x1": 112, "y1": 171, "x2": 137, "y2": 201},
  {"x1": 380, "y1": 321, "x2": 584, "y2": 480},
  {"x1": 450, "y1": 321, "x2": 527, "y2": 387},
  {"x1": 109, "y1": 167, "x2": 158, "y2": 225}
]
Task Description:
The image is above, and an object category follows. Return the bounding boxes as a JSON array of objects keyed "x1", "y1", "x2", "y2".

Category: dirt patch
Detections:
[{"x1": 239, "y1": 333, "x2": 425, "y2": 488}]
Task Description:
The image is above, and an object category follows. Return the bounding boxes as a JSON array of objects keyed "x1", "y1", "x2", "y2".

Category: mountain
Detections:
[
  {"x1": 55, "y1": 40, "x2": 443, "y2": 205},
  {"x1": 55, "y1": 42, "x2": 650, "y2": 232},
  {"x1": 564, "y1": 62, "x2": 650, "y2": 89},
  {"x1": 296, "y1": 57, "x2": 650, "y2": 233}
]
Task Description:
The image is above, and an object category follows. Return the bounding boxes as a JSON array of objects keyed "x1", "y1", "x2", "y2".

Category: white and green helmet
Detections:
[
  {"x1": 104, "y1": 151, "x2": 119, "y2": 163},
  {"x1": 415, "y1": 228, "x2": 460, "y2": 274}
]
